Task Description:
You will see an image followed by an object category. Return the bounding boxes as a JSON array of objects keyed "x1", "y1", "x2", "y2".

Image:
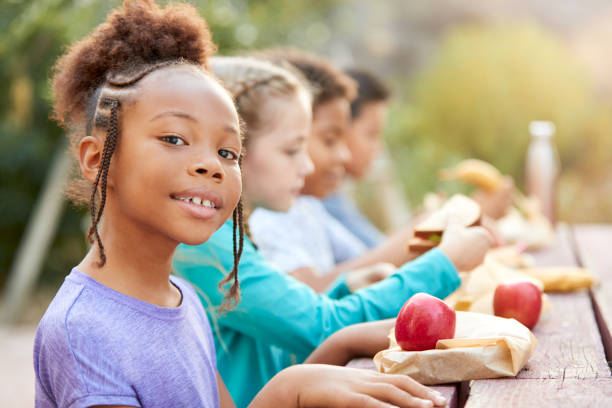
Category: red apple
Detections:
[
  {"x1": 395, "y1": 293, "x2": 456, "y2": 351},
  {"x1": 493, "y1": 281, "x2": 542, "y2": 330}
]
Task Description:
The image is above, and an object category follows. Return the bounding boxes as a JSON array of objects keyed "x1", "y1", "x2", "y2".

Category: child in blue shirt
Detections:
[
  {"x1": 322, "y1": 69, "x2": 512, "y2": 255},
  {"x1": 322, "y1": 69, "x2": 391, "y2": 249},
  {"x1": 174, "y1": 52, "x2": 493, "y2": 407},
  {"x1": 35, "y1": 2, "x2": 447, "y2": 408}
]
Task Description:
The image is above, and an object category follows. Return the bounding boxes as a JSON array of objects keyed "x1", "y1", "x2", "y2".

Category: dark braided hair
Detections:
[
  {"x1": 50, "y1": 0, "x2": 244, "y2": 307},
  {"x1": 218, "y1": 199, "x2": 244, "y2": 311},
  {"x1": 87, "y1": 98, "x2": 119, "y2": 267}
]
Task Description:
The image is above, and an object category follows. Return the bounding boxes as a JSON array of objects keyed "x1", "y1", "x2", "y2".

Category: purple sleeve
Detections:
[{"x1": 33, "y1": 293, "x2": 141, "y2": 408}]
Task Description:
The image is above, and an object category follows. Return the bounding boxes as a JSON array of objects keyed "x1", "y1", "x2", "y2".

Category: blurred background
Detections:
[{"x1": 1, "y1": 0, "x2": 611, "y2": 403}]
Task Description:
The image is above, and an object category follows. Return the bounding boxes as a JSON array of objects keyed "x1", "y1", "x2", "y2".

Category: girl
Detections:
[
  {"x1": 34, "y1": 1, "x2": 446, "y2": 407},
  {"x1": 173, "y1": 54, "x2": 492, "y2": 407}
]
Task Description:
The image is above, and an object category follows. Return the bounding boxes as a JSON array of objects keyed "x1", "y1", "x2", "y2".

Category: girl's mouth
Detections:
[
  {"x1": 170, "y1": 191, "x2": 222, "y2": 220},
  {"x1": 172, "y1": 195, "x2": 217, "y2": 208}
]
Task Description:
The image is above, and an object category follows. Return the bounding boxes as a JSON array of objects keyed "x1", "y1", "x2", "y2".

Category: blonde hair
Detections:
[{"x1": 211, "y1": 56, "x2": 311, "y2": 146}]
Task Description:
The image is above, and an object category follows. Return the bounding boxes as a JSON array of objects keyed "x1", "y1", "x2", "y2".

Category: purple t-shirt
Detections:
[{"x1": 33, "y1": 269, "x2": 220, "y2": 408}]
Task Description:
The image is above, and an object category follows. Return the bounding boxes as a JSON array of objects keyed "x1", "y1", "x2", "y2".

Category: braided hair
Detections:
[
  {"x1": 211, "y1": 56, "x2": 311, "y2": 147},
  {"x1": 50, "y1": 0, "x2": 244, "y2": 306}
]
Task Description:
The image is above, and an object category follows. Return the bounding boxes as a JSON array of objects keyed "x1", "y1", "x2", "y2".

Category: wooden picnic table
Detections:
[{"x1": 348, "y1": 223, "x2": 612, "y2": 407}]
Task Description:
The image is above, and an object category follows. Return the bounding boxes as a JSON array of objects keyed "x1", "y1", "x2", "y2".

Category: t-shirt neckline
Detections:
[{"x1": 68, "y1": 268, "x2": 187, "y2": 320}]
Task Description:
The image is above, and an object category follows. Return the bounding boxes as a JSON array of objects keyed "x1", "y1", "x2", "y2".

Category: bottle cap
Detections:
[{"x1": 529, "y1": 121, "x2": 555, "y2": 138}]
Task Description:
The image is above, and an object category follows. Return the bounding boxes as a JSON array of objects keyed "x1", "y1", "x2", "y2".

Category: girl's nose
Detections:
[
  {"x1": 300, "y1": 152, "x2": 315, "y2": 176},
  {"x1": 189, "y1": 156, "x2": 224, "y2": 181}
]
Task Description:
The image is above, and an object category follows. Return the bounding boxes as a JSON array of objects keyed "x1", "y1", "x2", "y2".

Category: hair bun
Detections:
[{"x1": 52, "y1": 0, "x2": 215, "y2": 128}]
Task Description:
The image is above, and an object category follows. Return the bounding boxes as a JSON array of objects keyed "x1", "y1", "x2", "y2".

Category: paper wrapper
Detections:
[
  {"x1": 374, "y1": 312, "x2": 537, "y2": 384},
  {"x1": 444, "y1": 260, "x2": 547, "y2": 315},
  {"x1": 445, "y1": 255, "x2": 595, "y2": 314},
  {"x1": 485, "y1": 245, "x2": 534, "y2": 268},
  {"x1": 520, "y1": 266, "x2": 595, "y2": 292}
]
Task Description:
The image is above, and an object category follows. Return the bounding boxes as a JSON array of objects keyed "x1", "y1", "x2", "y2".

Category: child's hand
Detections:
[
  {"x1": 345, "y1": 262, "x2": 397, "y2": 292},
  {"x1": 472, "y1": 176, "x2": 514, "y2": 220},
  {"x1": 438, "y1": 215, "x2": 494, "y2": 272},
  {"x1": 257, "y1": 364, "x2": 448, "y2": 408},
  {"x1": 479, "y1": 215, "x2": 505, "y2": 247}
]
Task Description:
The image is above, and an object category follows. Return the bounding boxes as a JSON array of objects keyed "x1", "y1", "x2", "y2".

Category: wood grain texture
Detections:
[
  {"x1": 529, "y1": 223, "x2": 578, "y2": 267},
  {"x1": 464, "y1": 378, "x2": 612, "y2": 407},
  {"x1": 571, "y1": 224, "x2": 612, "y2": 369},
  {"x1": 346, "y1": 358, "x2": 458, "y2": 408},
  {"x1": 518, "y1": 292, "x2": 610, "y2": 379},
  {"x1": 517, "y1": 224, "x2": 609, "y2": 378},
  {"x1": 466, "y1": 225, "x2": 611, "y2": 407}
]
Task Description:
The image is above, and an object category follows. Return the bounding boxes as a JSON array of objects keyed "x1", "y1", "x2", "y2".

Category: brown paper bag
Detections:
[
  {"x1": 520, "y1": 266, "x2": 595, "y2": 292},
  {"x1": 485, "y1": 245, "x2": 535, "y2": 268},
  {"x1": 373, "y1": 312, "x2": 537, "y2": 384},
  {"x1": 444, "y1": 261, "x2": 545, "y2": 314}
]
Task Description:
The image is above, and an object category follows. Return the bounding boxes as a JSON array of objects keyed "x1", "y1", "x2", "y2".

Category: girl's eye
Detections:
[
  {"x1": 219, "y1": 149, "x2": 238, "y2": 161},
  {"x1": 285, "y1": 148, "x2": 300, "y2": 157},
  {"x1": 161, "y1": 135, "x2": 186, "y2": 146}
]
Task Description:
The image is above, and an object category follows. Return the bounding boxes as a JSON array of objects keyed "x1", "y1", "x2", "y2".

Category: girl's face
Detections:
[
  {"x1": 95, "y1": 67, "x2": 242, "y2": 246},
  {"x1": 242, "y1": 91, "x2": 313, "y2": 212},
  {"x1": 301, "y1": 97, "x2": 351, "y2": 199},
  {"x1": 345, "y1": 101, "x2": 388, "y2": 179}
]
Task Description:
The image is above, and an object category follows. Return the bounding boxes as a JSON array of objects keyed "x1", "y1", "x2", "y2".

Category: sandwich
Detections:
[{"x1": 408, "y1": 194, "x2": 482, "y2": 254}]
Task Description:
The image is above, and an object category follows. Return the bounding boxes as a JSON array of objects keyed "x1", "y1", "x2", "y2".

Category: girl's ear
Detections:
[{"x1": 78, "y1": 135, "x2": 103, "y2": 184}]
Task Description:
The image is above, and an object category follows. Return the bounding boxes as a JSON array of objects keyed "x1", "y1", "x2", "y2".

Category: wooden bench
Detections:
[{"x1": 348, "y1": 224, "x2": 612, "y2": 407}]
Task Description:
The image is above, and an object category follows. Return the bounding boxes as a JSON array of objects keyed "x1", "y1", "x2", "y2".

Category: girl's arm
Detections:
[
  {"x1": 249, "y1": 364, "x2": 448, "y2": 408},
  {"x1": 304, "y1": 319, "x2": 395, "y2": 366},
  {"x1": 331, "y1": 225, "x2": 419, "y2": 274},
  {"x1": 175, "y1": 228, "x2": 460, "y2": 358},
  {"x1": 218, "y1": 371, "x2": 237, "y2": 408},
  {"x1": 290, "y1": 263, "x2": 396, "y2": 294}
]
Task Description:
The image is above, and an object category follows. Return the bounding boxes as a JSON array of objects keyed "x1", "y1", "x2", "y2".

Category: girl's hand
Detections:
[
  {"x1": 479, "y1": 215, "x2": 505, "y2": 247},
  {"x1": 438, "y1": 215, "x2": 494, "y2": 272},
  {"x1": 472, "y1": 176, "x2": 514, "y2": 220},
  {"x1": 345, "y1": 262, "x2": 397, "y2": 292},
  {"x1": 252, "y1": 364, "x2": 448, "y2": 408}
]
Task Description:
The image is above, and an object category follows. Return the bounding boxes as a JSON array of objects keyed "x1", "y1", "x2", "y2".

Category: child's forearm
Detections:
[
  {"x1": 303, "y1": 329, "x2": 352, "y2": 365},
  {"x1": 289, "y1": 266, "x2": 344, "y2": 293},
  {"x1": 304, "y1": 319, "x2": 396, "y2": 366},
  {"x1": 332, "y1": 226, "x2": 418, "y2": 274},
  {"x1": 248, "y1": 366, "x2": 300, "y2": 407},
  {"x1": 250, "y1": 364, "x2": 449, "y2": 408}
]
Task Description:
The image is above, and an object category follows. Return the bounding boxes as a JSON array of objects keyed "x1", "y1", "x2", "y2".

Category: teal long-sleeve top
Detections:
[{"x1": 173, "y1": 220, "x2": 460, "y2": 408}]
